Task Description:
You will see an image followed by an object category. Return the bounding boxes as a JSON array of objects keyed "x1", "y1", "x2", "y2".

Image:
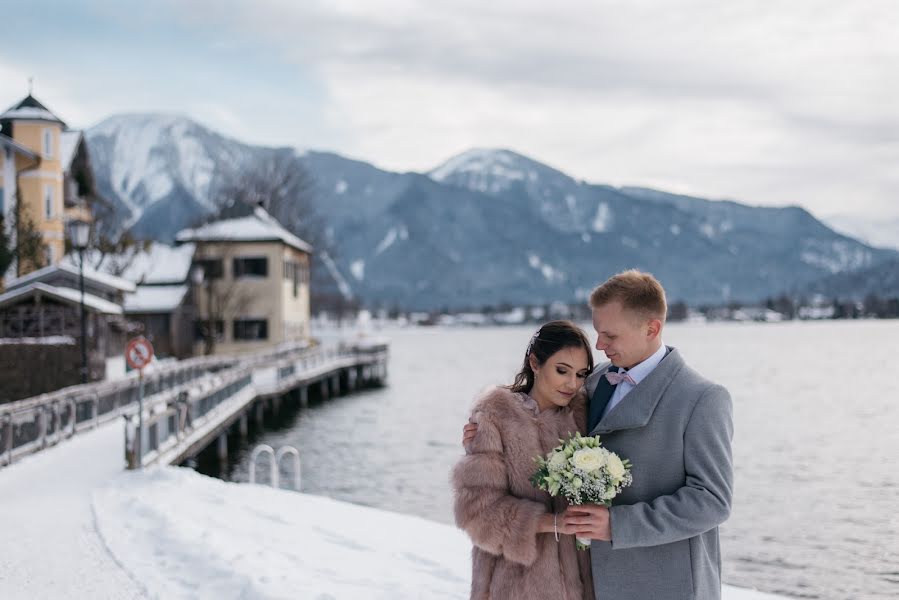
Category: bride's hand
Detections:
[{"x1": 538, "y1": 513, "x2": 580, "y2": 535}]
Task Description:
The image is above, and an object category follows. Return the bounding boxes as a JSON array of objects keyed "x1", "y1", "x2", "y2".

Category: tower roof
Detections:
[{"x1": 0, "y1": 94, "x2": 67, "y2": 126}]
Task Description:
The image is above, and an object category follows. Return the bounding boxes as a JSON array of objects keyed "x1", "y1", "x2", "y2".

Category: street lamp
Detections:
[{"x1": 67, "y1": 219, "x2": 91, "y2": 384}]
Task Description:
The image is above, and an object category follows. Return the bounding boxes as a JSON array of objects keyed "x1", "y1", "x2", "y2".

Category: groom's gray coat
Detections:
[{"x1": 585, "y1": 347, "x2": 733, "y2": 600}]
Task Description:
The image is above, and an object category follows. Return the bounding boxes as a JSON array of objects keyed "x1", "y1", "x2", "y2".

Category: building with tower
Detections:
[{"x1": 0, "y1": 91, "x2": 99, "y2": 284}]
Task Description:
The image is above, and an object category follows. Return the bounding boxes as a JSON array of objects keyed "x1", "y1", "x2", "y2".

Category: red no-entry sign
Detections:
[{"x1": 126, "y1": 337, "x2": 154, "y2": 371}]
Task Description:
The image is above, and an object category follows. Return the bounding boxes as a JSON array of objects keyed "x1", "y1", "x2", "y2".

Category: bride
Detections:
[{"x1": 451, "y1": 320, "x2": 595, "y2": 600}]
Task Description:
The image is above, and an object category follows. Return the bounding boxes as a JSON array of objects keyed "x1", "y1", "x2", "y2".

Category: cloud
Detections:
[
  {"x1": 171, "y1": 0, "x2": 896, "y2": 216},
  {"x1": 2, "y1": 0, "x2": 897, "y2": 218}
]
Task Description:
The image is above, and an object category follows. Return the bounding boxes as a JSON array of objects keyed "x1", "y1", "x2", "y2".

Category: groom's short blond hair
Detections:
[{"x1": 589, "y1": 269, "x2": 667, "y2": 322}]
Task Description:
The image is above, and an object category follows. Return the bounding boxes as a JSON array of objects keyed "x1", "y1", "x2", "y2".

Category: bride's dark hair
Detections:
[{"x1": 507, "y1": 320, "x2": 594, "y2": 394}]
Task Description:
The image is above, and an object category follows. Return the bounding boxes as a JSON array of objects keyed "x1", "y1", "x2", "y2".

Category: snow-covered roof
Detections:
[
  {"x1": 125, "y1": 243, "x2": 195, "y2": 284},
  {"x1": 175, "y1": 207, "x2": 312, "y2": 253},
  {"x1": 0, "y1": 107, "x2": 61, "y2": 122},
  {"x1": 124, "y1": 285, "x2": 189, "y2": 314},
  {"x1": 0, "y1": 282, "x2": 123, "y2": 315},
  {"x1": 60, "y1": 130, "x2": 83, "y2": 171},
  {"x1": 0, "y1": 133, "x2": 39, "y2": 160},
  {"x1": 63, "y1": 243, "x2": 196, "y2": 285},
  {"x1": 0, "y1": 94, "x2": 66, "y2": 125},
  {"x1": 5, "y1": 261, "x2": 137, "y2": 294}
]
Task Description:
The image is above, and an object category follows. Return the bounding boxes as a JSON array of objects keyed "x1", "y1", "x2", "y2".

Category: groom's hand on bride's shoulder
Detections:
[{"x1": 562, "y1": 505, "x2": 612, "y2": 541}]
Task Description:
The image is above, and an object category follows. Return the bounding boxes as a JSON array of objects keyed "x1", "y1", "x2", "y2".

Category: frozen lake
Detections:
[{"x1": 218, "y1": 320, "x2": 899, "y2": 599}]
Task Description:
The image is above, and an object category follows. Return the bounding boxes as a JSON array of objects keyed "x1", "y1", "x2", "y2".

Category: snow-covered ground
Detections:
[
  {"x1": 0, "y1": 421, "x2": 790, "y2": 599},
  {"x1": 0, "y1": 422, "x2": 144, "y2": 599},
  {"x1": 93, "y1": 468, "x2": 472, "y2": 599}
]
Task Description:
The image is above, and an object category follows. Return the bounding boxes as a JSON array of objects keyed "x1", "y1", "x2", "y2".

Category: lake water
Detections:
[{"x1": 216, "y1": 320, "x2": 899, "y2": 599}]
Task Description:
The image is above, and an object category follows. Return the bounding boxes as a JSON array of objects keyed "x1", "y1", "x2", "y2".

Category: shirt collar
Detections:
[{"x1": 621, "y1": 343, "x2": 666, "y2": 385}]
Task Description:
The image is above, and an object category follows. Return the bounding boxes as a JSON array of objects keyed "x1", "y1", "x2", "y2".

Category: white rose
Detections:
[
  {"x1": 548, "y1": 451, "x2": 568, "y2": 471},
  {"x1": 572, "y1": 448, "x2": 606, "y2": 472},
  {"x1": 606, "y1": 454, "x2": 626, "y2": 480}
]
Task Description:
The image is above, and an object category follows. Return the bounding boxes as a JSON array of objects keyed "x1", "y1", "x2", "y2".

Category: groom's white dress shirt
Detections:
[{"x1": 602, "y1": 342, "x2": 667, "y2": 419}]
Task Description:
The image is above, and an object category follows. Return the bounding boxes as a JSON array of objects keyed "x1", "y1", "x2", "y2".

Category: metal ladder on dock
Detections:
[{"x1": 248, "y1": 444, "x2": 302, "y2": 491}]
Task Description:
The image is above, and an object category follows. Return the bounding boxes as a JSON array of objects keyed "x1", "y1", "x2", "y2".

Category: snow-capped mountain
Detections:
[
  {"x1": 429, "y1": 148, "x2": 605, "y2": 234},
  {"x1": 85, "y1": 115, "x2": 899, "y2": 309},
  {"x1": 88, "y1": 114, "x2": 291, "y2": 240},
  {"x1": 430, "y1": 148, "x2": 572, "y2": 194}
]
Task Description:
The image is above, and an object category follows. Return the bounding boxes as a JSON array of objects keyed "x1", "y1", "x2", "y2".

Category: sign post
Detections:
[{"x1": 126, "y1": 336, "x2": 154, "y2": 467}]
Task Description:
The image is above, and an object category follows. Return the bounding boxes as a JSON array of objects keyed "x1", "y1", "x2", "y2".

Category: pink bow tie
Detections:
[{"x1": 605, "y1": 371, "x2": 636, "y2": 386}]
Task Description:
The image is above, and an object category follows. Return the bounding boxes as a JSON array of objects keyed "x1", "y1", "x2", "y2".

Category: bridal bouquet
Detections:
[{"x1": 530, "y1": 432, "x2": 633, "y2": 549}]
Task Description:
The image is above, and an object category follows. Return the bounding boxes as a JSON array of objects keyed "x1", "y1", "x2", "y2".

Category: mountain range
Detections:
[{"x1": 84, "y1": 115, "x2": 898, "y2": 310}]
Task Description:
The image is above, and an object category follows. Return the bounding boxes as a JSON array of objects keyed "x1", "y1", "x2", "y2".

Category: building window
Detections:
[
  {"x1": 44, "y1": 184, "x2": 55, "y2": 218},
  {"x1": 233, "y1": 257, "x2": 267, "y2": 278},
  {"x1": 193, "y1": 258, "x2": 223, "y2": 279},
  {"x1": 44, "y1": 244, "x2": 55, "y2": 265},
  {"x1": 43, "y1": 129, "x2": 54, "y2": 158},
  {"x1": 194, "y1": 319, "x2": 224, "y2": 342},
  {"x1": 284, "y1": 260, "x2": 300, "y2": 297},
  {"x1": 234, "y1": 319, "x2": 268, "y2": 341}
]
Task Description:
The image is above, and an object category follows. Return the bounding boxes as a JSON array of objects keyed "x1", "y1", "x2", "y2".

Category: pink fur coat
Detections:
[{"x1": 452, "y1": 386, "x2": 594, "y2": 600}]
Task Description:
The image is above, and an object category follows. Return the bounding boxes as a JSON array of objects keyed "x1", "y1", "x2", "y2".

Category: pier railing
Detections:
[
  {"x1": 129, "y1": 343, "x2": 388, "y2": 469},
  {"x1": 0, "y1": 340, "x2": 320, "y2": 467}
]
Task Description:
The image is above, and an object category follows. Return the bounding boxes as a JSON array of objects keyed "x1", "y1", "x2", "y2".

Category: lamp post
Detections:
[{"x1": 67, "y1": 219, "x2": 91, "y2": 384}]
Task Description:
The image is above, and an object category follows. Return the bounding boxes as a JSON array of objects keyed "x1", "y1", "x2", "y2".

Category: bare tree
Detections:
[
  {"x1": 78, "y1": 191, "x2": 154, "y2": 277},
  {"x1": 0, "y1": 189, "x2": 46, "y2": 281},
  {"x1": 202, "y1": 150, "x2": 347, "y2": 316},
  {"x1": 209, "y1": 150, "x2": 328, "y2": 248},
  {"x1": 89, "y1": 231, "x2": 153, "y2": 277}
]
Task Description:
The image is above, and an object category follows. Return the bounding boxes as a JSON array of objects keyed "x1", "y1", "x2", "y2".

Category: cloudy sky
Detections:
[{"x1": 2, "y1": 0, "x2": 897, "y2": 220}]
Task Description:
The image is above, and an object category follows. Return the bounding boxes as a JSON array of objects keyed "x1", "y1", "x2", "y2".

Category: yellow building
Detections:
[
  {"x1": 175, "y1": 206, "x2": 313, "y2": 355},
  {"x1": 0, "y1": 94, "x2": 97, "y2": 281}
]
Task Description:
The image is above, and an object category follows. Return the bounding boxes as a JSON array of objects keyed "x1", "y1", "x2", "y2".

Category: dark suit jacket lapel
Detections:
[{"x1": 589, "y1": 347, "x2": 684, "y2": 435}]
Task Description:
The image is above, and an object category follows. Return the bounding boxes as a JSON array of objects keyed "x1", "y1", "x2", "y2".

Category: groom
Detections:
[
  {"x1": 463, "y1": 270, "x2": 734, "y2": 600},
  {"x1": 563, "y1": 269, "x2": 733, "y2": 600}
]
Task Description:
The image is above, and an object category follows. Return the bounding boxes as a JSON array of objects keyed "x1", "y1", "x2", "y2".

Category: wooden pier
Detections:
[
  {"x1": 0, "y1": 340, "x2": 389, "y2": 471},
  {"x1": 127, "y1": 342, "x2": 388, "y2": 468}
]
